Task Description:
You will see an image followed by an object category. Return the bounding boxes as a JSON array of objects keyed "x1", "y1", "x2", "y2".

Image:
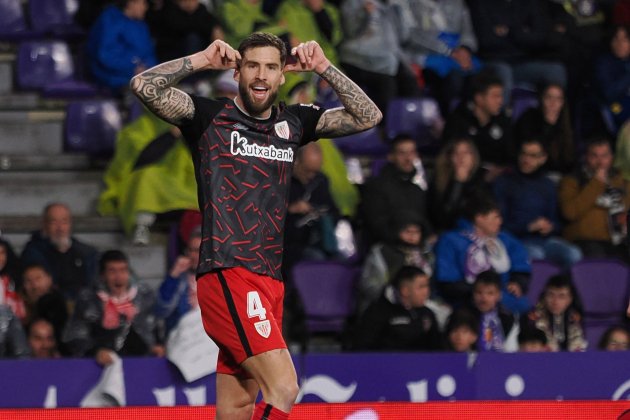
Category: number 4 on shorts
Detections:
[{"x1": 247, "y1": 291, "x2": 267, "y2": 320}]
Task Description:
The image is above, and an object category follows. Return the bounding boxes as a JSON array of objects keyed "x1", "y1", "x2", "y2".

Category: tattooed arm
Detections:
[
  {"x1": 284, "y1": 40, "x2": 382, "y2": 137},
  {"x1": 130, "y1": 40, "x2": 240, "y2": 125}
]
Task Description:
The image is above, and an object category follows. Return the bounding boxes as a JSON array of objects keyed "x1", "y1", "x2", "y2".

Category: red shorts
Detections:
[{"x1": 197, "y1": 267, "x2": 286, "y2": 376}]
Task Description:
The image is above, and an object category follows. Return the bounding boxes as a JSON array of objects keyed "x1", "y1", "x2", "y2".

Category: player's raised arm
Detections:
[
  {"x1": 284, "y1": 40, "x2": 382, "y2": 137},
  {"x1": 130, "y1": 40, "x2": 241, "y2": 125}
]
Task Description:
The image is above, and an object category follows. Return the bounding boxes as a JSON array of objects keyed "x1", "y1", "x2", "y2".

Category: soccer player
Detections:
[{"x1": 130, "y1": 33, "x2": 381, "y2": 419}]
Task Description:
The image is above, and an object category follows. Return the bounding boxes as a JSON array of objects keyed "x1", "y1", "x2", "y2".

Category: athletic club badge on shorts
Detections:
[
  {"x1": 274, "y1": 121, "x2": 290, "y2": 140},
  {"x1": 255, "y1": 320, "x2": 271, "y2": 338}
]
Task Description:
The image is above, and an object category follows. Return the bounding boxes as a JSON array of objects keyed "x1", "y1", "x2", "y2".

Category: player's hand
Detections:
[
  {"x1": 199, "y1": 40, "x2": 241, "y2": 71},
  {"x1": 284, "y1": 41, "x2": 331, "y2": 75}
]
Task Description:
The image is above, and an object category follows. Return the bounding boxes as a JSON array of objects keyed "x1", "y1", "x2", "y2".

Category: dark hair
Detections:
[
  {"x1": 540, "y1": 274, "x2": 583, "y2": 314},
  {"x1": 519, "y1": 137, "x2": 548, "y2": 155},
  {"x1": 598, "y1": 325, "x2": 630, "y2": 350},
  {"x1": 390, "y1": 134, "x2": 416, "y2": 151},
  {"x1": 461, "y1": 191, "x2": 499, "y2": 221},
  {"x1": 473, "y1": 270, "x2": 502, "y2": 290},
  {"x1": 22, "y1": 263, "x2": 52, "y2": 277},
  {"x1": 470, "y1": 70, "x2": 503, "y2": 98},
  {"x1": 518, "y1": 326, "x2": 548, "y2": 346},
  {"x1": 390, "y1": 266, "x2": 426, "y2": 290},
  {"x1": 585, "y1": 136, "x2": 612, "y2": 153},
  {"x1": 238, "y1": 32, "x2": 287, "y2": 66},
  {"x1": 26, "y1": 317, "x2": 55, "y2": 336},
  {"x1": 99, "y1": 250, "x2": 129, "y2": 274},
  {"x1": 446, "y1": 308, "x2": 478, "y2": 334}
]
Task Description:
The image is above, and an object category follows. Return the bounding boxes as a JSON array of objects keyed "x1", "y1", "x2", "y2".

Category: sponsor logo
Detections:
[
  {"x1": 233, "y1": 123, "x2": 249, "y2": 131},
  {"x1": 296, "y1": 375, "x2": 358, "y2": 403},
  {"x1": 230, "y1": 131, "x2": 294, "y2": 162},
  {"x1": 274, "y1": 121, "x2": 290, "y2": 139},
  {"x1": 255, "y1": 320, "x2": 271, "y2": 338}
]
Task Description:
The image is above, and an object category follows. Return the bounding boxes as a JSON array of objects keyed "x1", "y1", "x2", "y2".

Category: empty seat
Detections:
[
  {"x1": 65, "y1": 99, "x2": 122, "y2": 156},
  {"x1": 385, "y1": 97, "x2": 442, "y2": 151},
  {"x1": 0, "y1": 0, "x2": 34, "y2": 40},
  {"x1": 28, "y1": 0, "x2": 84, "y2": 38},
  {"x1": 571, "y1": 259, "x2": 629, "y2": 319},
  {"x1": 16, "y1": 40, "x2": 75, "y2": 89},
  {"x1": 510, "y1": 88, "x2": 538, "y2": 121},
  {"x1": 527, "y1": 259, "x2": 562, "y2": 306},
  {"x1": 333, "y1": 126, "x2": 388, "y2": 157}
]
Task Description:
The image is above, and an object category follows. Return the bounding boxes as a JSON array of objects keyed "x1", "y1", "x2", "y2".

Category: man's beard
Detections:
[{"x1": 238, "y1": 83, "x2": 277, "y2": 117}]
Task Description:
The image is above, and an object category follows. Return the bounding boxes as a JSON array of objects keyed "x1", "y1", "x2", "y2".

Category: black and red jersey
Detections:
[{"x1": 178, "y1": 96, "x2": 326, "y2": 280}]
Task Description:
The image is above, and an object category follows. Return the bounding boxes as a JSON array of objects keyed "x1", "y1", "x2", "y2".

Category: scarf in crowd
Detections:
[
  {"x1": 0, "y1": 274, "x2": 25, "y2": 320},
  {"x1": 479, "y1": 309, "x2": 505, "y2": 352},
  {"x1": 97, "y1": 286, "x2": 138, "y2": 329},
  {"x1": 464, "y1": 231, "x2": 510, "y2": 283}
]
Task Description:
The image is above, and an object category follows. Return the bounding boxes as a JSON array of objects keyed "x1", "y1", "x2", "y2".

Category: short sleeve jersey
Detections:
[{"x1": 178, "y1": 95, "x2": 326, "y2": 280}]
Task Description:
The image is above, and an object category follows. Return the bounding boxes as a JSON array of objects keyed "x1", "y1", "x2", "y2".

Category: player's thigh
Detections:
[
  {"x1": 216, "y1": 373, "x2": 259, "y2": 420},
  {"x1": 241, "y1": 348, "x2": 297, "y2": 394}
]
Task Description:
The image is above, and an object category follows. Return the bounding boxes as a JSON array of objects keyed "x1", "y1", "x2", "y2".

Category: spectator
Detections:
[
  {"x1": 428, "y1": 138, "x2": 489, "y2": 232},
  {"x1": 63, "y1": 250, "x2": 160, "y2": 365},
  {"x1": 148, "y1": 0, "x2": 225, "y2": 63},
  {"x1": 558, "y1": 138, "x2": 630, "y2": 259},
  {"x1": 20, "y1": 264, "x2": 68, "y2": 351},
  {"x1": 442, "y1": 71, "x2": 514, "y2": 177},
  {"x1": 0, "y1": 238, "x2": 24, "y2": 319},
  {"x1": 97, "y1": 114, "x2": 198, "y2": 246},
  {"x1": 399, "y1": 0, "x2": 482, "y2": 115},
  {"x1": 514, "y1": 83, "x2": 575, "y2": 174},
  {"x1": 518, "y1": 326, "x2": 549, "y2": 352},
  {"x1": 338, "y1": 0, "x2": 421, "y2": 116},
  {"x1": 219, "y1": 0, "x2": 285, "y2": 49},
  {"x1": 434, "y1": 192, "x2": 531, "y2": 315},
  {"x1": 0, "y1": 304, "x2": 30, "y2": 358},
  {"x1": 21, "y1": 203, "x2": 98, "y2": 301},
  {"x1": 598, "y1": 325, "x2": 630, "y2": 351},
  {"x1": 358, "y1": 212, "x2": 434, "y2": 316},
  {"x1": 353, "y1": 266, "x2": 442, "y2": 351},
  {"x1": 469, "y1": 271, "x2": 519, "y2": 352},
  {"x1": 494, "y1": 139, "x2": 582, "y2": 268},
  {"x1": 155, "y1": 228, "x2": 202, "y2": 336},
  {"x1": 27, "y1": 318, "x2": 61, "y2": 359},
  {"x1": 86, "y1": 0, "x2": 157, "y2": 92},
  {"x1": 594, "y1": 24, "x2": 630, "y2": 131},
  {"x1": 522, "y1": 274, "x2": 587, "y2": 351},
  {"x1": 467, "y1": 0, "x2": 567, "y2": 103},
  {"x1": 361, "y1": 135, "x2": 431, "y2": 246},
  {"x1": 444, "y1": 308, "x2": 479, "y2": 352}
]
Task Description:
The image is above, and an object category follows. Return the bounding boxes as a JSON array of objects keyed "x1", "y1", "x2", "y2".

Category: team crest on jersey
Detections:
[
  {"x1": 255, "y1": 320, "x2": 271, "y2": 338},
  {"x1": 274, "y1": 121, "x2": 290, "y2": 140}
]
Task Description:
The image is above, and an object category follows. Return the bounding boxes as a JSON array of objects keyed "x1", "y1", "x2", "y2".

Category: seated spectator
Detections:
[
  {"x1": 513, "y1": 83, "x2": 575, "y2": 174},
  {"x1": 428, "y1": 138, "x2": 489, "y2": 232},
  {"x1": 598, "y1": 325, "x2": 630, "y2": 351},
  {"x1": 0, "y1": 304, "x2": 29, "y2": 358},
  {"x1": 20, "y1": 264, "x2": 68, "y2": 351},
  {"x1": 467, "y1": 0, "x2": 567, "y2": 103},
  {"x1": 594, "y1": 25, "x2": 630, "y2": 131},
  {"x1": 399, "y1": 0, "x2": 482, "y2": 115},
  {"x1": 442, "y1": 71, "x2": 514, "y2": 178},
  {"x1": 27, "y1": 318, "x2": 61, "y2": 359},
  {"x1": 284, "y1": 142, "x2": 341, "y2": 270},
  {"x1": 494, "y1": 139, "x2": 582, "y2": 268},
  {"x1": 522, "y1": 274, "x2": 587, "y2": 352},
  {"x1": 469, "y1": 271, "x2": 519, "y2": 352},
  {"x1": 148, "y1": 0, "x2": 224, "y2": 63},
  {"x1": 353, "y1": 266, "x2": 442, "y2": 351},
  {"x1": 559, "y1": 138, "x2": 630, "y2": 259},
  {"x1": 21, "y1": 203, "x2": 99, "y2": 301},
  {"x1": 434, "y1": 192, "x2": 531, "y2": 315},
  {"x1": 86, "y1": 0, "x2": 157, "y2": 92},
  {"x1": 156, "y1": 228, "x2": 202, "y2": 336},
  {"x1": 361, "y1": 135, "x2": 431, "y2": 247},
  {"x1": 0, "y1": 238, "x2": 24, "y2": 319},
  {"x1": 63, "y1": 250, "x2": 160, "y2": 365},
  {"x1": 518, "y1": 326, "x2": 549, "y2": 352},
  {"x1": 97, "y1": 112, "x2": 198, "y2": 245},
  {"x1": 338, "y1": 0, "x2": 421, "y2": 116},
  {"x1": 358, "y1": 212, "x2": 433, "y2": 316},
  {"x1": 444, "y1": 308, "x2": 479, "y2": 352}
]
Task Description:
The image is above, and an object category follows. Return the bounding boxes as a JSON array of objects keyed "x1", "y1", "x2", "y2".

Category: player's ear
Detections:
[
  {"x1": 234, "y1": 67, "x2": 241, "y2": 82},
  {"x1": 280, "y1": 73, "x2": 285, "y2": 85}
]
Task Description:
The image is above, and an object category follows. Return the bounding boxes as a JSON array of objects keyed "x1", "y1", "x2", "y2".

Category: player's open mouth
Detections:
[{"x1": 251, "y1": 85, "x2": 269, "y2": 100}]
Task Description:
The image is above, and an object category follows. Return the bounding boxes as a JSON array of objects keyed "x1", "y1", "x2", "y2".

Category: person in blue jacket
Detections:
[
  {"x1": 434, "y1": 191, "x2": 531, "y2": 315},
  {"x1": 86, "y1": 0, "x2": 157, "y2": 92}
]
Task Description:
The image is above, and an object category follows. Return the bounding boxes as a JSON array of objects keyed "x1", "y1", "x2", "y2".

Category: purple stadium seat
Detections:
[
  {"x1": 28, "y1": 0, "x2": 84, "y2": 38},
  {"x1": 385, "y1": 97, "x2": 443, "y2": 152},
  {"x1": 0, "y1": 0, "x2": 36, "y2": 40},
  {"x1": 571, "y1": 259, "x2": 629, "y2": 319},
  {"x1": 64, "y1": 100, "x2": 122, "y2": 155},
  {"x1": 291, "y1": 261, "x2": 359, "y2": 334},
  {"x1": 510, "y1": 88, "x2": 538, "y2": 121},
  {"x1": 527, "y1": 259, "x2": 562, "y2": 306},
  {"x1": 333, "y1": 126, "x2": 388, "y2": 157},
  {"x1": 17, "y1": 40, "x2": 75, "y2": 89},
  {"x1": 585, "y1": 323, "x2": 614, "y2": 351}
]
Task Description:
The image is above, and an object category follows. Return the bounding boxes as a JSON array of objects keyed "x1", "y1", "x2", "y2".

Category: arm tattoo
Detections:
[
  {"x1": 130, "y1": 58, "x2": 196, "y2": 125},
  {"x1": 315, "y1": 65, "x2": 383, "y2": 137}
]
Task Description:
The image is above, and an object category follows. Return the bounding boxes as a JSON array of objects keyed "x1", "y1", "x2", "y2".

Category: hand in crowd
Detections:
[
  {"x1": 506, "y1": 281, "x2": 522, "y2": 298},
  {"x1": 451, "y1": 47, "x2": 473, "y2": 71},
  {"x1": 95, "y1": 348, "x2": 116, "y2": 367},
  {"x1": 528, "y1": 217, "x2": 553, "y2": 236},
  {"x1": 170, "y1": 255, "x2": 193, "y2": 278}
]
